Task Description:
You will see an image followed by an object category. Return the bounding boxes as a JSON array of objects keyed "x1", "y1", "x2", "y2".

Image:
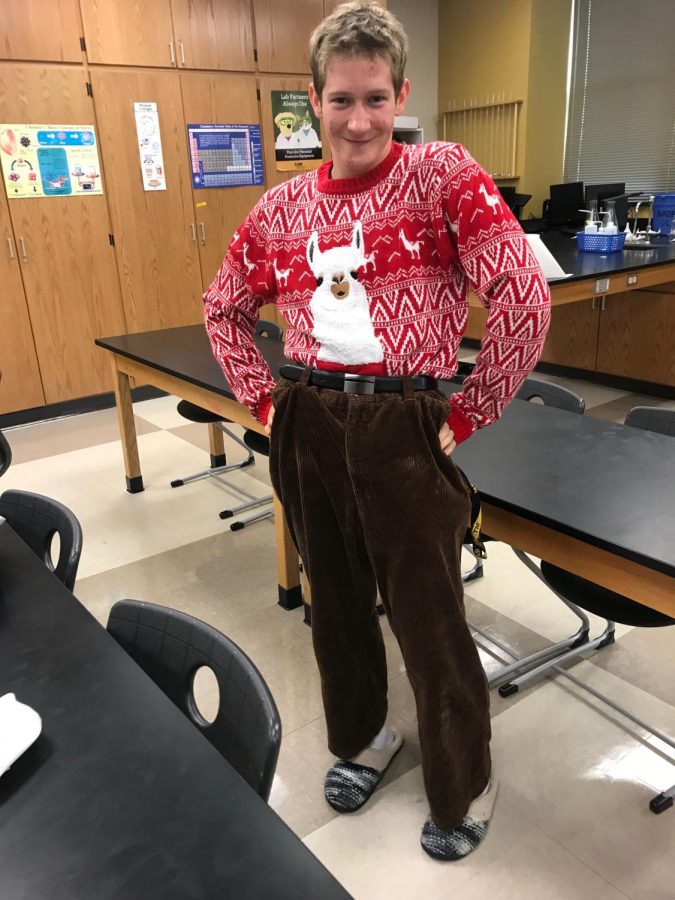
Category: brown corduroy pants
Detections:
[{"x1": 269, "y1": 370, "x2": 491, "y2": 830}]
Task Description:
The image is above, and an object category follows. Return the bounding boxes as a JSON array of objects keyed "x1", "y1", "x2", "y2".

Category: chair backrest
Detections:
[
  {"x1": 256, "y1": 319, "x2": 283, "y2": 342},
  {"x1": 624, "y1": 406, "x2": 675, "y2": 436},
  {"x1": 0, "y1": 489, "x2": 83, "y2": 590},
  {"x1": 517, "y1": 378, "x2": 585, "y2": 414},
  {"x1": 0, "y1": 429, "x2": 12, "y2": 478},
  {"x1": 107, "y1": 599, "x2": 282, "y2": 802}
]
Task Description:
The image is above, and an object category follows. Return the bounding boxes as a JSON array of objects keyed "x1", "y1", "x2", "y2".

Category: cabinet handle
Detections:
[
  {"x1": 18, "y1": 236, "x2": 27, "y2": 261},
  {"x1": 601, "y1": 296, "x2": 607, "y2": 311},
  {"x1": 7, "y1": 237, "x2": 15, "y2": 260},
  {"x1": 169, "y1": 41, "x2": 175, "y2": 64},
  {"x1": 591, "y1": 297, "x2": 596, "y2": 310},
  {"x1": 199, "y1": 223, "x2": 206, "y2": 243},
  {"x1": 179, "y1": 41, "x2": 185, "y2": 65},
  {"x1": 190, "y1": 223, "x2": 196, "y2": 241}
]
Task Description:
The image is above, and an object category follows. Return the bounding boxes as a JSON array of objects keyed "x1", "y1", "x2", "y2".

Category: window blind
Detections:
[{"x1": 564, "y1": 0, "x2": 675, "y2": 193}]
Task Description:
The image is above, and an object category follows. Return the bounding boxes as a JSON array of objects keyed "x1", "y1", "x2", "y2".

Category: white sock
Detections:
[{"x1": 369, "y1": 724, "x2": 395, "y2": 751}]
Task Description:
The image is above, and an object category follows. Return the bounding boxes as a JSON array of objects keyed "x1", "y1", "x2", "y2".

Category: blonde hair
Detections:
[{"x1": 309, "y1": 2, "x2": 408, "y2": 97}]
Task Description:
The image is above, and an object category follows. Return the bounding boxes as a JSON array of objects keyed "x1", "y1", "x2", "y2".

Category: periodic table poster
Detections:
[{"x1": 187, "y1": 124, "x2": 264, "y2": 189}]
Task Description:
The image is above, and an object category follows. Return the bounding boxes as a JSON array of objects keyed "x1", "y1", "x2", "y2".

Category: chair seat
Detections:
[
  {"x1": 177, "y1": 400, "x2": 228, "y2": 425},
  {"x1": 243, "y1": 430, "x2": 270, "y2": 457},
  {"x1": 540, "y1": 561, "x2": 675, "y2": 628}
]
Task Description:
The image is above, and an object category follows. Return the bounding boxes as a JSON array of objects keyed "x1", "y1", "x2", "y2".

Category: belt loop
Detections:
[
  {"x1": 300, "y1": 366, "x2": 313, "y2": 386},
  {"x1": 401, "y1": 375, "x2": 415, "y2": 400}
]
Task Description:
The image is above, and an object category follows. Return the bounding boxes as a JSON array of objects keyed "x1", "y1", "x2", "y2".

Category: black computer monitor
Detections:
[
  {"x1": 585, "y1": 183, "x2": 628, "y2": 230},
  {"x1": 498, "y1": 186, "x2": 517, "y2": 209},
  {"x1": 548, "y1": 182, "x2": 585, "y2": 228}
]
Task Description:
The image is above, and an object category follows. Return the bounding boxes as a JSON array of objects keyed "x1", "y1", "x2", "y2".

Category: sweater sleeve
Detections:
[
  {"x1": 440, "y1": 147, "x2": 551, "y2": 443},
  {"x1": 203, "y1": 205, "x2": 277, "y2": 425}
]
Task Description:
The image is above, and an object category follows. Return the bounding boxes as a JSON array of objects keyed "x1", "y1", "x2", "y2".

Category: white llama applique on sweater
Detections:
[{"x1": 307, "y1": 222, "x2": 384, "y2": 365}]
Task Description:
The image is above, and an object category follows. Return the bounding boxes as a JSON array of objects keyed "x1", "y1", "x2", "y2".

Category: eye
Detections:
[
  {"x1": 350, "y1": 270, "x2": 359, "y2": 280},
  {"x1": 316, "y1": 276, "x2": 323, "y2": 286}
]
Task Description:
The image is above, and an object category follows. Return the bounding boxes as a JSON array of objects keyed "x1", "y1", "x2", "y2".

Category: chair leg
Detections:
[
  {"x1": 220, "y1": 493, "x2": 274, "y2": 519},
  {"x1": 170, "y1": 423, "x2": 254, "y2": 488},
  {"x1": 468, "y1": 547, "x2": 592, "y2": 688},
  {"x1": 470, "y1": 621, "x2": 591, "y2": 688},
  {"x1": 549, "y1": 666, "x2": 675, "y2": 816},
  {"x1": 462, "y1": 543, "x2": 484, "y2": 583},
  {"x1": 230, "y1": 507, "x2": 274, "y2": 531},
  {"x1": 498, "y1": 619, "x2": 615, "y2": 697}
]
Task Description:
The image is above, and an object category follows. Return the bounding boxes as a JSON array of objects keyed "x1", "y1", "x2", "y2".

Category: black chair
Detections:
[
  {"x1": 499, "y1": 407, "x2": 675, "y2": 815},
  {"x1": 107, "y1": 599, "x2": 282, "y2": 802},
  {"x1": 171, "y1": 320, "x2": 281, "y2": 524},
  {"x1": 624, "y1": 405, "x2": 675, "y2": 436},
  {"x1": 0, "y1": 489, "x2": 83, "y2": 590},
  {"x1": 0, "y1": 429, "x2": 12, "y2": 478}
]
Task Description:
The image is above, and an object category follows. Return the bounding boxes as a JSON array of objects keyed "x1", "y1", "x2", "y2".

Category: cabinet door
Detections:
[
  {"x1": 596, "y1": 289, "x2": 675, "y2": 386},
  {"x1": 258, "y1": 74, "x2": 330, "y2": 189},
  {"x1": 180, "y1": 72, "x2": 264, "y2": 288},
  {"x1": 0, "y1": 66, "x2": 126, "y2": 404},
  {"x1": 538, "y1": 300, "x2": 601, "y2": 370},
  {"x1": 170, "y1": 0, "x2": 255, "y2": 71},
  {"x1": 0, "y1": 187, "x2": 45, "y2": 414},
  {"x1": 91, "y1": 68, "x2": 203, "y2": 332},
  {"x1": 80, "y1": 0, "x2": 175, "y2": 67},
  {"x1": 253, "y1": 0, "x2": 324, "y2": 74},
  {"x1": 1, "y1": 0, "x2": 82, "y2": 63}
]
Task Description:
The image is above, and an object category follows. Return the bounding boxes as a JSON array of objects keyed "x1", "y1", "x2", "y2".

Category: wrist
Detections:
[
  {"x1": 255, "y1": 395, "x2": 273, "y2": 426},
  {"x1": 447, "y1": 402, "x2": 474, "y2": 446}
]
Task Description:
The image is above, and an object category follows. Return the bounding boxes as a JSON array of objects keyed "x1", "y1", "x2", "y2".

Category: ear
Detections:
[
  {"x1": 309, "y1": 83, "x2": 322, "y2": 120},
  {"x1": 394, "y1": 79, "x2": 410, "y2": 116},
  {"x1": 306, "y1": 231, "x2": 320, "y2": 273}
]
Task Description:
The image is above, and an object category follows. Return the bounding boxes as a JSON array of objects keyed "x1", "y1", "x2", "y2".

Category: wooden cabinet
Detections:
[
  {"x1": 0, "y1": 66, "x2": 126, "y2": 403},
  {"x1": 253, "y1": 0, "x2": 324, "y2": 74},
  {"x1": 538, "y1": 300, "x2": 601, "y2": 370},
  {"x1": 80, "y1": 0, "x2": 175, "y2": 67},
  {"x1": 0, "y1": 186, "x2": 45, "y2": 414},
  {"x1": 170, "y1": 0, "x2": 255, "y2": 71},
  {"x1": 91, "y1": 67, "x2": 203, "y2": 333},
  {"x1": 0, "y1": 0, "x2": 83, "y2": 63},
  {"x1": 258, "y1": 74, "x2": 329, "y2": 189},
  {"x1": 179, "y1": 72, "x2": 264, "y2": 289},
  {"x1": 596, "y1": 287, "x2": 675, "y2": 386}
]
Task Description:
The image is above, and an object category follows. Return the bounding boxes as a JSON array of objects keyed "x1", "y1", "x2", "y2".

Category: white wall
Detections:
[{"x1": 389, "y1": 0, "x2": 439, "y2": 141}]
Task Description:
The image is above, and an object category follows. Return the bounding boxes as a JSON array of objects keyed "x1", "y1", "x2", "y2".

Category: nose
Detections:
[{"x1": 347, "y1": 105, "x2": 370, "y2": 137}]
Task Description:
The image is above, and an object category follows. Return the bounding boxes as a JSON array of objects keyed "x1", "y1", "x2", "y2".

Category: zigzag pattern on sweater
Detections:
[{"x1": 204, "y1": 141, "x2": 551, "y2": 435}]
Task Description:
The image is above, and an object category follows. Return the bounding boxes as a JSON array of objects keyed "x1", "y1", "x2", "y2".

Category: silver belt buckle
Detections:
[{"x1": 343, "y1": 374, "x2": 376, "y2": 395}]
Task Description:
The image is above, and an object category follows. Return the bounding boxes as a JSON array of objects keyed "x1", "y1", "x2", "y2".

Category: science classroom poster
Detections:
[
  {"x1": 271, "y1": 91, "x2": 322, "y2": 172},
  {"x1": 0, "y1": 125, "x2": 103, "y2": 198},
  {"x1": 187, "y1": 124, "x2": 264, "y2": 188}
]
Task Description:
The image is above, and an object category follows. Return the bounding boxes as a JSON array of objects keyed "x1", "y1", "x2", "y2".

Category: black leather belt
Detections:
[{"x1": 279, "y1": 365, "x2": 438, "y2": 395}]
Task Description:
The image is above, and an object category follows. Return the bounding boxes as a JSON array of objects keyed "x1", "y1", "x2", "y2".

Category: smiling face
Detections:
[{"x1": 309, "y1": 54, "x2": 409, "y2": 181}]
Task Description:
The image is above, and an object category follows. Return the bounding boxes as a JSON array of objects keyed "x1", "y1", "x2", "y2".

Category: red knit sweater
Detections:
[{"x1": 204, "y1": 141, "x2": 551, "y2": 444}]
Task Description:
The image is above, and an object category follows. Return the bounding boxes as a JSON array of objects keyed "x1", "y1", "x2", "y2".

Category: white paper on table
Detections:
[
  {"x1": 0, "y1": 693, "x2": 42, "y2": 775},
  {"x1": 525, "y1": 234, "x2": 573, "y2": 281}
]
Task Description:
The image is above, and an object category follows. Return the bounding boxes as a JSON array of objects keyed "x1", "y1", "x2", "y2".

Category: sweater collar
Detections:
[{"x1": 316, "y1": 142, "x2": 403, "y2": 195}]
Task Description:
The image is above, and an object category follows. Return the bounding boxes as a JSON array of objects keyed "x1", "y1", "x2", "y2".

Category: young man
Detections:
[{"x1": 204, "y1": 1, "x2": 550, "y2": 861}]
